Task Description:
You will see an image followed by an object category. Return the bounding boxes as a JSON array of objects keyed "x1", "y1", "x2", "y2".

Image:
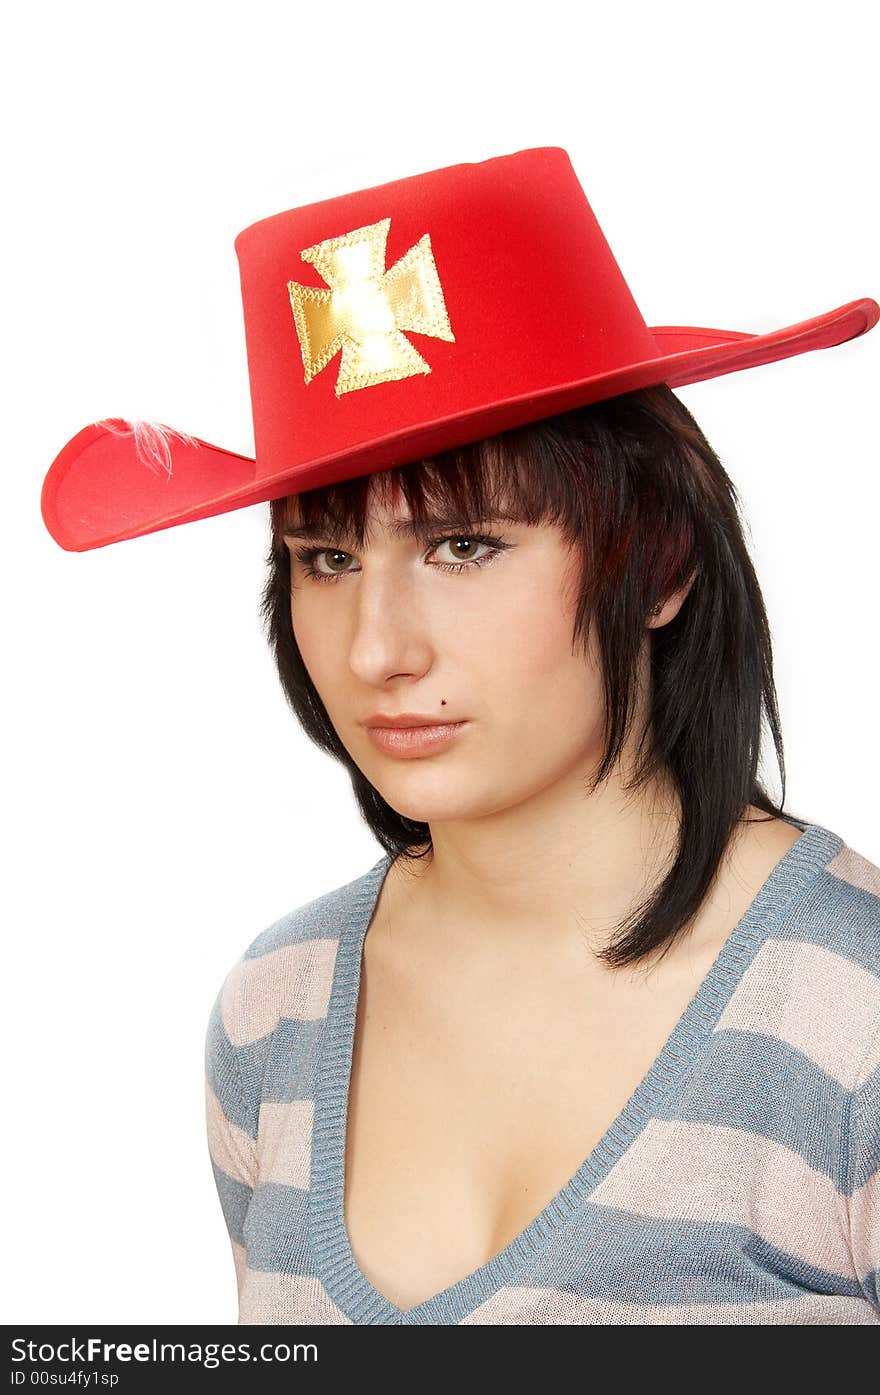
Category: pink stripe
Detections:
[
  {"x1": 205, "y1": 1079, "x2": 256, "y2": 1188},
  {"x1": 230, "y1": 1238, "x2": 247, "y2": 1301},
  {"x1": 589, "y1": 1118, "x2": 857, "y2": 1279},
  {"x1": 828, "y1": 847, "x2": 880, "y2": 898},
  {"x1": 860, "y1": 1023, "x2": 880, "y2": 1081},
  {"x1": 848, "y1": 1168, "x2": 880, "y2": 1287},
  {"x1": 716, "y1": 939, "x2": 880, "y2": 1088},
  {"x1": 256, "y1": 1100, "x2": 314, "y2": 1189},
  {"x1": 221, "y1": 938, "x2": 339, "y2": 1046},
  {"x1": 239, "y1": 1271, "x2": 352, "y2": 1324},
  {"x1": 462, "y1": 1285, "x2": 879, "y2": 1324}
]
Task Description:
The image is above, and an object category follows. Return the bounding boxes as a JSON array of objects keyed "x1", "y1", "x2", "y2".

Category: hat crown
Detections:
[{"x1": 234, "y1": 148, "x2": 659, "y2": 483}]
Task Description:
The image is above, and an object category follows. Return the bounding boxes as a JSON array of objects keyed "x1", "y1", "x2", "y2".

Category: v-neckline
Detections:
[{"x1": 308, "y1": 820, "x2": 842, "y2": 1325}]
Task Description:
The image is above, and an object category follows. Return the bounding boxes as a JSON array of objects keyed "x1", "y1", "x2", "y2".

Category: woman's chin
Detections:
[
  {"x1": 384, "y1": 795, "x2": 474, "y2": 824},
  {"x1": 377, "y1": 779, "x2": 491, "y2": 826}
]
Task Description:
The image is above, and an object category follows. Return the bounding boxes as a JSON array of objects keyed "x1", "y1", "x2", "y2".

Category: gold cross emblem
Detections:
[{"x1": 287, "y1": 217, "x2": 455, "y2": 396}]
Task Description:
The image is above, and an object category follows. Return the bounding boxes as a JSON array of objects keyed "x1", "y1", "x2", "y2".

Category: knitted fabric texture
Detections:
[{"x1": 204, "y1": 820, "x2": 880, "y2": 1325}]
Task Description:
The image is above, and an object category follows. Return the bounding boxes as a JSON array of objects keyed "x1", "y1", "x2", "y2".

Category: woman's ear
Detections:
[{"x1": 647, "y1": 568, "x2": 698, "y2": 628}]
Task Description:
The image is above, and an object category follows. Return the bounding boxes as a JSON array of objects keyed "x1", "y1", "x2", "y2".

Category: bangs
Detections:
[{"x1": 269, "y1": 418, "x2": 589, "y2": 553}]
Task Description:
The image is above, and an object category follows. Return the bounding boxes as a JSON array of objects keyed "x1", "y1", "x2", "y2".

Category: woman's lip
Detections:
[{"x1": 365, "y1": 721, "x2": 468, "y2": 758}]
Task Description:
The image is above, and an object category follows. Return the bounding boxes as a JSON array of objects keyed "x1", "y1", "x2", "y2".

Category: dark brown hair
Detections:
[{"x1": 260, "y1": 384, "x2": 806, "y2": 969}]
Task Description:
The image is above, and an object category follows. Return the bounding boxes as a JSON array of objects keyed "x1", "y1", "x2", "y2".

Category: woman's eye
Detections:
[
  {"x1": 314, "y1": 548, "x2": 353, "y2": 577},
  {"x1": 431, "y1": 536, "x2": 492, "y2": 566},
  {"x1": 289, "y1": 545, "x2": 354, "y2": 580}
]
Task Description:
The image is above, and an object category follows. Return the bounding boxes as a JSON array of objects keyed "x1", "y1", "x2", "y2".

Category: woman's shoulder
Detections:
[
  {"x1": 737, "y1": 821, "x2": 880, "y2": 1096},
  {"x1": 820, "y1": 835, "x2": 880, "y2": 910},
  {"x1": 731, "y1": 817, "x2": 880, "y2": 970},
  {"x1": 794, "y1": 825, "x2": 880, "y2": 969},
  {"x1": 207, "y1": 853, "x2": 390, "y2": 1052}
]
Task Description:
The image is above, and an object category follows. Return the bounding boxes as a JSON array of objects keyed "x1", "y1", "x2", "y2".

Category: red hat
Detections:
[{"x1": 40, "y1": 146, "x2": 878, "y2": 553}]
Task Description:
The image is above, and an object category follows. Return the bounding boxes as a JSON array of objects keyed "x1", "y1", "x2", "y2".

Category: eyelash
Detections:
[{"x1": 291, "y1": 533, "x2": 510, "y2": 584}]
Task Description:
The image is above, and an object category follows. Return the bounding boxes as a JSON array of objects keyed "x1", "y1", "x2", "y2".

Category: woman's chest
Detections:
[{"x1": 341, "y1": 937, "x2": 718, "y2": 1313}]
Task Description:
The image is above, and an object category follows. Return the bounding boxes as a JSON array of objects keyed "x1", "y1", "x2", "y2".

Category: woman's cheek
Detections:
[{"x1": 292, "y1": 604, "x2": 339, "y2": 677}]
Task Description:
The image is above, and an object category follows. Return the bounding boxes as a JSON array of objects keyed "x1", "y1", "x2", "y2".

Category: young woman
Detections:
[
  {"x1": 41, "y1": 148, "x2": 880, "y2": 1324},
  {"x1": 200, "y1": 386, "x2": 879, "y2": 1325}
]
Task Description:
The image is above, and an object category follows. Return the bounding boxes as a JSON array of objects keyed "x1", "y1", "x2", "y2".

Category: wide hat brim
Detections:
[{"x1": 42, "y1": 295, "x2": 877, "y2": 553}]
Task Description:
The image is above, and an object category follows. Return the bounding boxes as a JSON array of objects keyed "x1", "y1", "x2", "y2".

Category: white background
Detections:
[{"x1": 4, "y1": 0, "x2": 877, "y2": 1324}]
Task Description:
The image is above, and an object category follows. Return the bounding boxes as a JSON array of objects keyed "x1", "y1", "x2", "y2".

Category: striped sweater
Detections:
[{"x1": 204, "y1": 820, "x2": 880, "y2": 1325}]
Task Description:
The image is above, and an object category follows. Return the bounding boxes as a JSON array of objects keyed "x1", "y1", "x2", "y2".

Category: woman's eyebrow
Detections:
[{"x1": 282, "y1": 510, "x2": 521, "y2": 544}]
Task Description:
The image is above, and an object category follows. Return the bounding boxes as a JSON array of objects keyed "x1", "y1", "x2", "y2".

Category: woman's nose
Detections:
[{"x1": 346, "y1": 564, "x2": 434, "y2": 686}]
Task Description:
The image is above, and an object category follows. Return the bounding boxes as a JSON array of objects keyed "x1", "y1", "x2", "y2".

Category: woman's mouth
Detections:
[{"x1": 364, "y1": 721, "x2": 468, "y2": 758}]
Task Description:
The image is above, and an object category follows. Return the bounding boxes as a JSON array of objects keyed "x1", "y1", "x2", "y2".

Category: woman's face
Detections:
[{"x1": 287, "y1": 491, "x2": 627, "y2": 827}]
